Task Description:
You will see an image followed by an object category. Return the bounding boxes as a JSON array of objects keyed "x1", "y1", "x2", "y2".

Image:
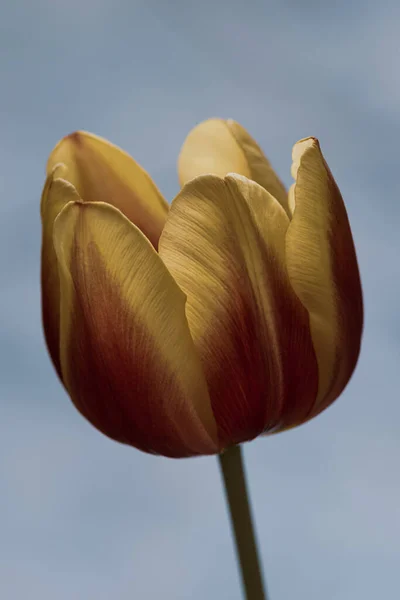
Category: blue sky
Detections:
[{"x1": 1, "y1": 1, "x2": 399, "y2": 598}]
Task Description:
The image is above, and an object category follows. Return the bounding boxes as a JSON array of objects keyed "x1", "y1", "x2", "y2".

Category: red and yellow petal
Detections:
[
  {"x1": 41, "y1": 166, "x2": 82, "y2": 378},
  {"x1": 159, "y1": 174, "x2": 318, "y2": 448},
  {"x1": 47, "y1": 131, "x2": 169, "y2": 249},
  {"x1": 52, "y1": 200, "x2": 218, "y2": 457},
  {"x1": 286, "y1": 138, "x2": 363, "y2": 416},
  {"x1": 178, "y1": 118, "x2": 289, "y2": 214}
]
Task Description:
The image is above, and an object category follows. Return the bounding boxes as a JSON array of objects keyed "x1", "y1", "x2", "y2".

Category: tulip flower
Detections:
[{"x1": 40, "y1": 119, "x2": 363, "y2": 459}]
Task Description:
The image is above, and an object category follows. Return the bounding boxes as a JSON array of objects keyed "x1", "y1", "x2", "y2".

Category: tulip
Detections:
[{"x1": 41, "y1": 119, "x2": 363, "y2": 459}]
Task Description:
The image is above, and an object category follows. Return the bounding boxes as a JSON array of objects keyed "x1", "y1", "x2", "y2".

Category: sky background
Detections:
[{"x1": 1, "y1": 0, "x2": 399, "y2": 598}]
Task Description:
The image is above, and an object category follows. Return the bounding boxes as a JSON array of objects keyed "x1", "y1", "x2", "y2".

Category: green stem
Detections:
[{"x1": 218, "y1": 445, "x2": 268, "y2": 600}]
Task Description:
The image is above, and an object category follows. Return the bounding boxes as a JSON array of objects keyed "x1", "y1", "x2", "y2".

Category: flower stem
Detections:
[{"x1": 218, "y1": 445, "x2": 268, "y2": 600}]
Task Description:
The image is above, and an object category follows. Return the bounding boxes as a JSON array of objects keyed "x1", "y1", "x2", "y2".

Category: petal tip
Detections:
[
  {"x1": 291, "y1": 137, "x2": 319, "y2": 178},
  {"x1": 50, "y1": 130, "x2": 91, "y2": 158},
  {"x1": 64, "y1": 131, "x2": 86, "y2": 147},
  {"x1": 293, "y1": 136, "x2": 318, "y2": 155}
]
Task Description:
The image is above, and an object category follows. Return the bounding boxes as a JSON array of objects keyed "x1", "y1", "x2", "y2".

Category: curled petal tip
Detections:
[
  {"x1": 291, "y1": 137, "x2": 318, "y2": 179},
  {"x1": 294, "y1": 136, "x2": 318, "y2": 147}
]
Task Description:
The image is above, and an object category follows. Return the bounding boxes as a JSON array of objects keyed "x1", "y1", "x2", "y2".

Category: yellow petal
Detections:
[
  {"x1": 53, "y1": 200, "x2": 218, "y2": 457},
  {"x1": 178, "y1": 118, "x2": 288, "y2": 213},
  {"x1": 41, "y1": 165, "x2": 82, "y2": 379},
  {"x1": 47, "y1": 131, "x2": 169, "y2": 249},
  {"x1": 159, "y1": 174, "x2": 318, "y2": 446},
  {"x1": 286, "y1": 137, "x2": 363, "y2": 415}
]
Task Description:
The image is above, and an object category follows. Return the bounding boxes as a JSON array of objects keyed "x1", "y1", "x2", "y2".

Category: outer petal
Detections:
[
  {"x1": 286, "y1": 138, "x2": 363, "y2": 415},
  {"x1": 41, "y1": 165, "x2": 82, "y2": 378},
  {"x1": 178, "y1": 118, "x2": 289, "y2": 213},
  {"x1": 159, "y1": 174, "x2": 318, "y2": 447},
  {"x1": 47, "y1": 131, "x2": 169, "y2": 248},
  {"x1": 53, "y1": 200, "x2": 218, "y2": 457}
]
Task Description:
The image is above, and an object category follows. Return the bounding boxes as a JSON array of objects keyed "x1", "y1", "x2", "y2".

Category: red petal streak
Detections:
[
  {"x1": 59, "y1": 209, "x2": 217, "y2": 457},
  {"x1": 203, "y1": 227, "x2": 319, "y2": 445},
  {"x1": 159, "y1": 176, "x2": 319, "y2": 448}
]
